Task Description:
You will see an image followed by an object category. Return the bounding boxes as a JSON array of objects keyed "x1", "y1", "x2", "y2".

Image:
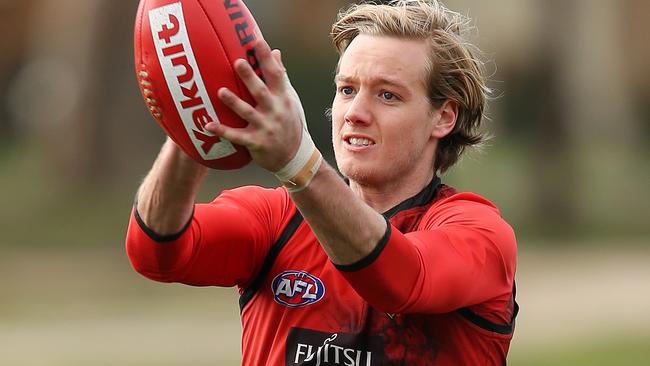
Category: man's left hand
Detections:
[{"x1": 205, "y1": 38, "x2": 305, "y2": 173}]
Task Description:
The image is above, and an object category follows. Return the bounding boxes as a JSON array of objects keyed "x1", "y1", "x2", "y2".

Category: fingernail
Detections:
[
  {"x1": 205, "y1": 122, "x2": 218, "y2": 132},
  {"x1": 218, "y1": 87, "x2": 231, "y2": 97}
]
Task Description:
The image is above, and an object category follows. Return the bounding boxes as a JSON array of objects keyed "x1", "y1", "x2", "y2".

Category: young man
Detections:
[{"x1": 126, "y1": 1, "x2": 518, "y2": 365}]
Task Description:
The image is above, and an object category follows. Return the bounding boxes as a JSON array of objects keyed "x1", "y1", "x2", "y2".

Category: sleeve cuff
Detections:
[
  {"x1": 133, "y1": 204, "x2": 194, "y2": 243},
  {"x1": 334, "y1": 216, "x2": 392, "y2": 272}
]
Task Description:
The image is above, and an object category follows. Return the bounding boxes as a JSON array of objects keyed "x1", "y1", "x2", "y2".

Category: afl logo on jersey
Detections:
[{"x1": 272, "y1": 270, "x2": 325, "y2": 308}]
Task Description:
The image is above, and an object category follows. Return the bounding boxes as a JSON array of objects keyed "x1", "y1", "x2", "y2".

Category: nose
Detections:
[{"x1": 343, "y1": 92, "x2": 371, "y2": 126}]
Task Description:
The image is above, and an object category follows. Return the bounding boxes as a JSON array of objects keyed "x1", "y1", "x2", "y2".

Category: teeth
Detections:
[{"x1": 348, "y1": 137, "x2": 373, "y2": 146}]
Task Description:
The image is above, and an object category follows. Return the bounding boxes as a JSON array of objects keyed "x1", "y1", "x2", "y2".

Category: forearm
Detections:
[
  {"x1": 136, "y1": 138, "x2": 208, "y2": 236},
  {"x1": 289, "y1": 163, "x2": 387, "y2": 265}
]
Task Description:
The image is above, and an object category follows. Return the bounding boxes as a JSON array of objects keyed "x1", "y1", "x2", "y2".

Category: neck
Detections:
[{"x1": 349, "y1": 169, "x2": 435, "y2": 214}]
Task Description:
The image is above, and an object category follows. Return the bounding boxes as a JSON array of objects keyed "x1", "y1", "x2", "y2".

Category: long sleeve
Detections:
[
  {"x1": 335, "y1": 192, "x2": 517, "y2": 314},
  {"x1": 125, "y1": 185, "x2": 293, "y2": 288}
]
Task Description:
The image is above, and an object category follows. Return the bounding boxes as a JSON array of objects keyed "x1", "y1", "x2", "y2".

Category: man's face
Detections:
[{"x1": 332, "y1": 34, "x2": 438, "y2": 187}]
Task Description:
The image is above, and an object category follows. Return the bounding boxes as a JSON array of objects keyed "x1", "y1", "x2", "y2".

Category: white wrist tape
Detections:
[{"x1": 274, "y1": 129, "x2": 322, "y2": 193}]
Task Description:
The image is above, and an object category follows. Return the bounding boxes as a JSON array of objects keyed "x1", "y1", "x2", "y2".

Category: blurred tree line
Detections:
[{"x1": 1, "y1": 0, "x2": 648, "y2": 240}]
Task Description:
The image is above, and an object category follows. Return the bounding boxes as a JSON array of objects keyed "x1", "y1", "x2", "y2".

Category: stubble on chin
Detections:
[
  {"x1": 339, "y1": 161, "x2": 382, "y2": 187},
  {"x1": 334, "y1": 145, "x2": 385, "y2": 186}
]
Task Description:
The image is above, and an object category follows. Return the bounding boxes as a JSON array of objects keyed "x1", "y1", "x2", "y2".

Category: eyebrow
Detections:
[{"x1": 334, "y1": 74, "x2": 409, "y2": 91}]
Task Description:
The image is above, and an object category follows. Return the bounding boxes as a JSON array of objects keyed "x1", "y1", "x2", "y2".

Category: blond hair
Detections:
[{"x1": 331, "y1": 0, "x2": 489, "y2": 173}]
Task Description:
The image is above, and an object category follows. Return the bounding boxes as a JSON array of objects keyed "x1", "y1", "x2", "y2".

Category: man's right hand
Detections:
[{"x1": 136, "y1": 137, "x2": 209, "y2": 237}]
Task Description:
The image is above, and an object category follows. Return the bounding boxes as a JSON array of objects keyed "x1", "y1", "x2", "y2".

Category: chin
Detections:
[
  {"x1": 338, "y1": 159, "x2": 382, "y2": 185},
  {"x1": 334, "y1": 148, "x2": 385, "y2": 184}
]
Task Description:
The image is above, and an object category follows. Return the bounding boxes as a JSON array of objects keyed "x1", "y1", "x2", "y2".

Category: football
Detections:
[{"x1": 134, "y1": 0, "x2": 262, "y2": 169}]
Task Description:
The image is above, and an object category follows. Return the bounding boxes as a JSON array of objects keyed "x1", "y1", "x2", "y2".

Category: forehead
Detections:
[{"x1": 336, "y1": 34, "x2": 430, "y2": 89}]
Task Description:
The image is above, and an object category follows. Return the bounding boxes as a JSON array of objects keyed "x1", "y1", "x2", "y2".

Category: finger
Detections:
[
  {"x1": 254, "y1": 39, "x2": 285, "y2": 92},
  {"x1": 271, "y1": 49, "x2": 285, "y2": 71},
  {"x1": 271, "y1": 49, "x2": 293, "y2": 89},
  {"x1": 233, "y1": 59, "x2": 274, "y2": 110},
  {"x1": 218, "y1": 87, "x2": 268, "y2": 128},
  {"x1": 205, "y1": 122, "x2": 252, "y2": 148}
]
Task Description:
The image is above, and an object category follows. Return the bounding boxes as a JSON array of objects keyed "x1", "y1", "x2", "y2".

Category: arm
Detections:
[
  {"x1": 291, "y1": 167, "x2": 516, "y2": 313},
  {"x1": 135, "y1": 137, "x2": 208, "y2": 236},
  {"x1": 127, "y1": 184, "x2": 292, "y2": 287},
  {"x1": 333, "y1": 194, "x2": 517, "y2": 314},
  {"x1": 289, "y1": 164, "x2": 387, "y2": 265},
  {"x1": 127, "y1": 137, "x2": 292, "y2": 287}
]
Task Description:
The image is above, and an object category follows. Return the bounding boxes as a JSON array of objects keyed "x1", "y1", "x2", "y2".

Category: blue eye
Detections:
[
  {"x1": 341, "y1": 86, "x2": 354, "y2": 95},
  {"x1": 382, "y1": 91, "x2": 396, "y2": 100}
]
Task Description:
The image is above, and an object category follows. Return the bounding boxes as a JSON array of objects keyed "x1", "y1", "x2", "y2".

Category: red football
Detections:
[{"x1": 134, "y1": 0, "x2": 261, "y2": 169}]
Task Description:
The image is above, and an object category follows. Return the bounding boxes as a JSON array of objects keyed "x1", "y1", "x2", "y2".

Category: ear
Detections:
[{"x1": 431, "y1": 100, "x2": 458, "y2": 139}]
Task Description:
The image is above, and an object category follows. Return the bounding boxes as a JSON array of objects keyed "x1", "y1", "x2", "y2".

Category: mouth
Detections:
[{"x1": 343, "y1": 135, "x2": 376, "y2": 148}]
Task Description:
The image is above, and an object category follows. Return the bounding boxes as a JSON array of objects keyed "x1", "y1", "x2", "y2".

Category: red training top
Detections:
[{"x1": 126, "y1": 178, "x2": 518, "y2": 365}]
